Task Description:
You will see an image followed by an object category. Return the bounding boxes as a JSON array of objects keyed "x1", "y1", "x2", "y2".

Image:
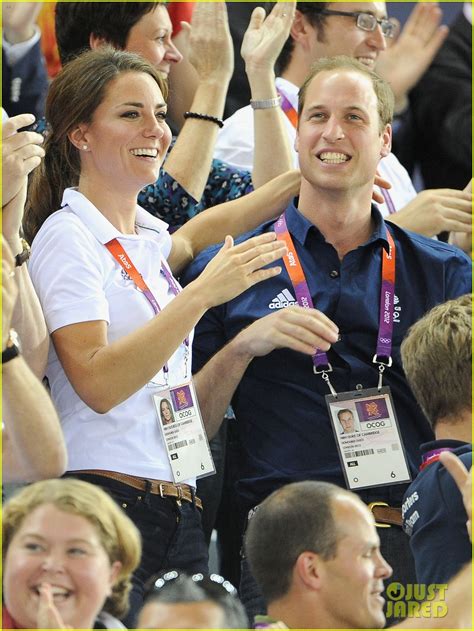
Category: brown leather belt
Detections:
[
  {"x1": 70, "y1": 469, "x2": 202, "y2": 510},
  {"x1": 368, "y1": 501, "x2": 403, "y2": 527}
]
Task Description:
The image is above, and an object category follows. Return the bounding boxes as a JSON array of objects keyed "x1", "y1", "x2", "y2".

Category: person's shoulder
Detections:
[
  {"x1": 180, "y1": 221, "x2": 274, "y2": 285},
  {"x1": 387, "y1": 221, "x2": 471, "y2": 264}
]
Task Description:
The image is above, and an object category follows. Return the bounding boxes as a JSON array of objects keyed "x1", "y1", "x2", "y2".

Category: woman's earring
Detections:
[{"x1": 82, "y1": 145, "x2": 88, "y2": 151}]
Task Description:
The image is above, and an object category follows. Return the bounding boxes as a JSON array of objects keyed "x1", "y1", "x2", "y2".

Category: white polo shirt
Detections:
[
  {"x1": 29, "y1": 188, "x2": 194, "y2": 482},
  {"x1": 214, "y1": 77, "x2": 418, "y2": 217}
]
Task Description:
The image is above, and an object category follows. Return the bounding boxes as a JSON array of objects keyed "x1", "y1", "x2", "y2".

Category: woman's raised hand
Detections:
[{"x1": 194, "y1": 233, "x2": 287, "y2": 308}]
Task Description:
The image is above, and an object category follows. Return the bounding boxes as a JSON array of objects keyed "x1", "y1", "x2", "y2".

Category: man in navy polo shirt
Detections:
[
  {"x1": 400, "y1": 294, "x2": 472, "y2": 586},
  {"x1": 182, "y1": 56, "x2": 471, "y2": 618}
]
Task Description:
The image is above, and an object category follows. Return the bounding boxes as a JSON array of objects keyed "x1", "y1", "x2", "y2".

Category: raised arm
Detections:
[
  {"x1": 3, "y1": 114, "x2": 48, "y2": 378},
  {"x1": 162, "y1": 2, "x2": 233, "y2": 201},
  {"x1": 241, "y1": 2, "x2": 295, "y2": 187},
  {"x1": 169, "y1": 169, "x2": 300, "y2": 275},
  {"x1": 375, "y1": 2, "x2": 448, "y2": 113},
  {"x1": 2, "y1": 237, "x2": 67, "y2": 482},
  {"x1": 50, "y1": 233, "x2": 287, "y2": 415}
]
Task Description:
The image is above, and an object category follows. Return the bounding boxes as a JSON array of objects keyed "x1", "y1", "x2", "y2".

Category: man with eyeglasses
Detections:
[{"x1": 215, "y1": 2, "x2": 471, "y2": 248}]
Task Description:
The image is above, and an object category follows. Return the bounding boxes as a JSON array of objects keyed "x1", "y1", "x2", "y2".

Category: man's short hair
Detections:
[
  {"x1": 298, "y1": 55, "x2": 394, "y2": 132},
  {"x1": 401, "y1": 294, "x2": 472, "y2": 429},
  {"x1": 268, "y1": 2, "x2": 330, "y2": 75},
  {"x1": 245, "y1": 481, "x2": 349, "y2": 603},
  {"x1": 337, "y1": 408, "x2": 353, "y2": 421},
  {"x1": 142, "y1": 572, "x2": 248, "y2": 628},
  {"x1": 55, "y1": 2, "x2": 162, "y2": 64}
]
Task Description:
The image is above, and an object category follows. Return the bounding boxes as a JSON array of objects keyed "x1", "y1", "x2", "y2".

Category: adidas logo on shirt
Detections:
[{"x1": 269, "y1": 289, "x2": 298, "y2": 310}]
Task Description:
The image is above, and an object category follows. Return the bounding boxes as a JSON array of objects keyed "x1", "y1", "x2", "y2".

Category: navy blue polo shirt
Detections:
[
  {"x1": 182, "y1": 202, "x2": 471, "y2": 509},
  {"x1": 402, "y1": 440, "x2": 472, "y2": 584}
]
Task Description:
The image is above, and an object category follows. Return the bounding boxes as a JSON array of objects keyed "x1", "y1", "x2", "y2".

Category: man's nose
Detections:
[
  {"x1": 367, "y1": 24, "x2": 387, "y2": 52},
  {"x1": 376, "y1": 551, "x2": 393, "y2": 579},
  {"x1": 322, "y1": 117, "x2": 345, "y2": 142}
]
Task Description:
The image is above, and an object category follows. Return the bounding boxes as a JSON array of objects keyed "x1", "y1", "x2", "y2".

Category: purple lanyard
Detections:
[
  {"x1": 380, "y1": 187, "x2": 397, "y2": 214},
  {"x1": 274, "y1": 215, "x2": 396, "y2": 389},
  {"x1": 105, "y1": 238, "x2": 189, "y2": 379}
]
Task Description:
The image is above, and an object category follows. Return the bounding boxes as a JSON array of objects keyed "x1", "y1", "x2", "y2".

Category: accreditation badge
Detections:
[
  {"x1": 153, "y1": 380, "x2": 215, "y2": 482},
  {"x1": 326, "y1": 386, "x2": 411, "y2": 491}
]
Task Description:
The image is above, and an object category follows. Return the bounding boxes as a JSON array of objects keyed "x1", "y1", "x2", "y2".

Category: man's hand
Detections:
[
  {"x1": 2, "y1": 2, "x2": 43, "y2": 44},
  {"x1": 376, "y1": 2, "x2": 448, "y2": 109},
  {"x1": 180, "y1": 2, "x2": 233, "y2": 84},
  {"x1": 234, "y1": 306, "x2": 339, "y2": 359},
  {"x1": 241, "y1": 2, "x2": 296, "y2": 76},
  {"x1": 439, "y1": 451, "x2": 472, "y2": 541},
  {"x1": 2, "y1": 113, "x2": 45, "y2": 207},
  {"x1": 387, "y1": 188, "x2": 472, "y2": 237},
  {"x1": 2, "y1": 237, "x2": 19, "y2": 349}
]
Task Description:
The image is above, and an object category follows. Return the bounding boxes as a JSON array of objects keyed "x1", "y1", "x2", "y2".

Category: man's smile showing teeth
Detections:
[
  {"x1": 319, "y1": 152, "x2": 350, "y2": 164},
  {"x1": 130, "y1": 148, "x2": 158, "y2": 158},
  {"x1": 357, "y1": 57, "x2": 376, "y2": 67}
]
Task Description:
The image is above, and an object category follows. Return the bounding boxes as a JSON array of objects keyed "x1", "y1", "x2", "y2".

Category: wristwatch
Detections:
[
  {"x1": 15, "y1": 238, "x2": 31, "y2": 267},
  {"x1": 2, "y1": 329, "x2": 21, "y2": 364}
]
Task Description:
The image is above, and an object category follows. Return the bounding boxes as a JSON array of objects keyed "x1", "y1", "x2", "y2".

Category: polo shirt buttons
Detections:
[{"x1": 329, "y1": 270, "x2": 340, "y2": 279}]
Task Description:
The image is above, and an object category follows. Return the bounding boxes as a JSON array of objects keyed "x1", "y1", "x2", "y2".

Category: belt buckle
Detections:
[
  {"x1": 368, "y1": 501, "x2": 391, "y2": 528},
  {"x1": 158, "y1": 483, "x2": 166, "y2": 499}
]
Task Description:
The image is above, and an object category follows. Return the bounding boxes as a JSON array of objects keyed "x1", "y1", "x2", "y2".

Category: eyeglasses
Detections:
[
  {"x1": 146, "y1": 570, "x2": 238, "y2": 600},
  {"x1": 319, "y1": 9, "x2": 398, "y2": 39}
]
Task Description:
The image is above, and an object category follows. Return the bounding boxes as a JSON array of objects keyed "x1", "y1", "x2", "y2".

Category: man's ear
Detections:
[
  {"x1": 294, "y1": 551, "x2": 323, "y2": 591},
  {"x1": 291, "y1": 10, "x2": 319, "y2": 53},
  {"x1": 90, "y1": 32, "x2": 109, "y2": 50},
  {"x1": 380, "y1": 123, "x2": 392, "y2": 158},
  {"x1": 68, "y1": 125, "x2": 90, "y2": 151}
]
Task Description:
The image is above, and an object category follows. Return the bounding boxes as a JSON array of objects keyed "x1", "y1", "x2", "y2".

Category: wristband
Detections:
[
  {"x1": 250, "y1": 96, "x2": 282, "y2": 110},
  {"x1": 183, "y1": 112, "x2": 224, "y2": 128},
  {"x1": 2, "y1": 329, "x2": 21, "y2": 364}
]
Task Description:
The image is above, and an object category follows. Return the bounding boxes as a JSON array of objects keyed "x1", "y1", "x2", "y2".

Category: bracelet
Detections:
[
  {"x1": 15, "y1": 238, "x2": 31, "y2": 267},
  {"x1": 250, "y1": 96, "x2": 282, "y2": 110},
  {"x1": 183, "y1": 111, "x2": 224, "y2": 128}
]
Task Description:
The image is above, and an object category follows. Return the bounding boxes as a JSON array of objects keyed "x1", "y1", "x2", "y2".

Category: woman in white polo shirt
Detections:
[{"x1": 24, "y1": 48, "x2": 294, "y2": 623}]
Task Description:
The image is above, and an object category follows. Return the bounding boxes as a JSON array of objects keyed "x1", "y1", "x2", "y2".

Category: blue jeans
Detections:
[
  {"x1": 67, "y1": 473, "x2": 209, "y2": 627},
  {"x1": 239, "y1": 503, "x2": 416, "y2": 626}
]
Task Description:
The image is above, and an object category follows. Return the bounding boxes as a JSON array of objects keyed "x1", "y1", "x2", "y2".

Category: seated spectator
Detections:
[
  {"x1": 138, "y1": 571, "x2": 248, "y2": 629},
  {"x1": 2, "y1": 478, "x2": 141, "y2": 629},
  {"x1": 245, "y1": 480, "x2": 472, "y2": 629},
  {"x1": 2, "y1": 2, "x2": 49, "y2": 119},
  {"x1": 400, "y1": 294, "x2": 472, "y2": 584}
]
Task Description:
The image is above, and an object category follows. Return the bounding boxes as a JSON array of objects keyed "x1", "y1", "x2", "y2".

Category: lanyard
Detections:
[
  {"x1": 274, "y1": 214, "x2": 396, "y2": 394},
  {"x1": 105, "y1": 238, "x2": 189, "y2": 380},
  {"x1": 276, "y1": 86, "x2": 397, "y2": 214},
  {"x1": 419, "y1": 447, "x2": 454, "y2": 472}
]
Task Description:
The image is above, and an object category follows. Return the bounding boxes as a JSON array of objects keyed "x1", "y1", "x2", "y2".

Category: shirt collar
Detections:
[
  {"x1": 282, "y1": 199, "x2": 390, "y2": 250},
  {"x1": 61, "y1": 188, "x2": 169, "y2": 245}
]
